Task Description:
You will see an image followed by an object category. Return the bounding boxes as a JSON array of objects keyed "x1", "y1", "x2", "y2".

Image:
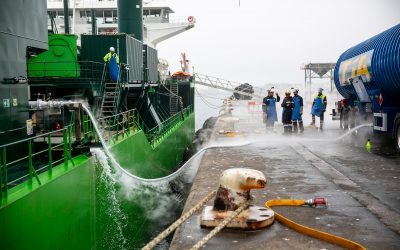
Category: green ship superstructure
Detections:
[{"x1": 0, "y1": 0, "x2": 195, "y2": 249}]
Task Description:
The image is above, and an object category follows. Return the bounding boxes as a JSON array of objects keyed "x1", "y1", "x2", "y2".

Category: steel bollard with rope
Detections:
[
  {"x1": 141, "y1": 191, "x2": 216, "y2": 250},
  {"x1": 142, "y1": 168, "x2": 367, "y2": 250}
]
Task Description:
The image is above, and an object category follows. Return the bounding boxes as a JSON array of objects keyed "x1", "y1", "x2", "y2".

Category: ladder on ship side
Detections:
[
  {"x1": 99, "y1": 66, "x2": 123, "y2": 118},
  {"x1": 193, "y1": 73, "x2": 268, "y2": 99},
  {"x1": 101, "y1": 82, "x2": 120, "y2": 116},
  {"x1": 169, "y1": 81, "x2": 179, "y2": 116}
]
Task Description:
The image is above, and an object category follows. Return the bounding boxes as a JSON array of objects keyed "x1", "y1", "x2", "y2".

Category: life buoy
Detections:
[{"x1": 188, "y1": 16, "x2": 194, "y2": 22}]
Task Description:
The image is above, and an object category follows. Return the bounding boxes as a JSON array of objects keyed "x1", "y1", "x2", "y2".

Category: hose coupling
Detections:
[{"x1": 305, "y1": 197, "x2": 328, "y2": 208}]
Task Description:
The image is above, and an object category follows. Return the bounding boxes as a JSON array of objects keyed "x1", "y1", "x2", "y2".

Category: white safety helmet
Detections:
[
  {"x1": 293, "y1": 88, "x2": 299, "y2": 94},
  {"x1": 109, "y1": 47, "x2": 115, "y2": 52},
  {"x1": 285, "y1": 89, "x2": 291, "y2": 96}
]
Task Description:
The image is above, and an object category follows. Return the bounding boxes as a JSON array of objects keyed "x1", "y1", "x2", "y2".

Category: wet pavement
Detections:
[{"x1": 170, "y1": 101, "x2": 400, "y2": 250}]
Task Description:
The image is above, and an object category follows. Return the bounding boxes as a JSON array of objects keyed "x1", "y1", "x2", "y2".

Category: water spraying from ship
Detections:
[
  {"x1": 81, "y1": 103, "x2": 260, "y2": 184},
  {"x1": 332, "y1": 123, "x2": 373, "y2": 141},
  {"x1": 91, "y1": 148, "x2": 128, "y2": 250}
]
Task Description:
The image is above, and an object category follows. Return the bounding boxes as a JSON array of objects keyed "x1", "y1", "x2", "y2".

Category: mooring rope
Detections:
[
  {"x1": 189, "y1": 199, "x2": 252, "y2": 250},
  {"x1": 141, "y1": 191, "x2": 217, "y2": 250}
]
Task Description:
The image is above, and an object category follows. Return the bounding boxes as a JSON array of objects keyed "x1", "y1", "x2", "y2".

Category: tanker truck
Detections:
[{"x1": 332, "y1": 24, "x2": 400, "y2": 152}]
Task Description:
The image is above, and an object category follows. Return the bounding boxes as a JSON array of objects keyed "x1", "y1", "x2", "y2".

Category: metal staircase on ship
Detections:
[
  {"x1": 169, "y1": 81, "x2": 180, "y2": 116},
  {"x1": 98, "y1": 64, "x2": 124, "y2": 118}
]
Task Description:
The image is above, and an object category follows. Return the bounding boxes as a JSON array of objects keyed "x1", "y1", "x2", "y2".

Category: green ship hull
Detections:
[{"x1": 0, "y1": 114, "x2": 195, "y2": 249}]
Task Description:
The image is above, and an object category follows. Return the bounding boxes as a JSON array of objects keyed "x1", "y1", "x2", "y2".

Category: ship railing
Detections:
[
  {"x1": 81, "y1": 103, "x2": 193, "y2": 148},
  {"x1": 168, "y1": 16, "x2": 196, "y2": 25},
  {"x1": 146, "y1": 105, "x2": 193, "y2": 148},
  {"x1": 28, "y1": 61, "x2": 106, "y2": 82},
  {"x1": 0, "y1": 126, "x2": 75, "y2": 202},
  {"x1": 94, "y1": 109, "x2": 139, "y2": 144}
]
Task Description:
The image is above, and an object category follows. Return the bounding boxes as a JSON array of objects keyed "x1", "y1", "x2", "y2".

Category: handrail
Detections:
[
  {"x1": 0, "y1": 128, "x2": 65, "y2": 148},
  {"x1": 113, "y1": 65, "x2": 124, "y2": 116},
  {"x1": 98, "y1": 108, "x2": 136, "y2": 122},
  {"x1": 28, "y1": 60, "x2": 106, "y2": 82},
  {"x1": 146, "y1": 105, "x2": 193, "y2": 147},
  {"x1": 0, "y1": 125, "x2": 75, "y2": 201},
  {"x1": 97, "y1": 63, "x2": 108, "y2": 114},
  {"x1": 96, "y1": 109, "x2": 139, "y2": 143}
]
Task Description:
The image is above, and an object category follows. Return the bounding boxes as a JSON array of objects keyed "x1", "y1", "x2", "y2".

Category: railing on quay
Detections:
[{"x1": 0, "y1": 126, "x2": 75, "y2": 202}]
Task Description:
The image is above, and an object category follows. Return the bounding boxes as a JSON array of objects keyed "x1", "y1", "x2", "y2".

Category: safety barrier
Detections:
[
  {"x1": 82, "y1": 104, "x2": 193, "y2": 148},
  {"x1": 28, "y1": 61, "x2": 104, "y2": 80},
  {"x1": 97, "y1": 109, "x2": 139, "y2": 143},
  {"x1": 0, "y1": 126, "x2": 75, "y2": 202},
  {"x1": 146, "y1": 105, "x2": 193, "y2": 148}
]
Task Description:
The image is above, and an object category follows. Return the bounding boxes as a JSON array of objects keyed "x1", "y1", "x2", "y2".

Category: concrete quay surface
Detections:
[{"x1": 170, "y1": 101, "x2": 400, "y2": 250}]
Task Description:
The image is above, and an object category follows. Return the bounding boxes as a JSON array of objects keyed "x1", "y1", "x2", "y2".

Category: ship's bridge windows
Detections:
[{"x1": 80, "y1": 11, "x2": 91, "y2": 18}]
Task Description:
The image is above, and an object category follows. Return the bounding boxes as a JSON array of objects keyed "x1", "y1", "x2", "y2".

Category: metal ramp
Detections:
[
  {"x1": 169, "y1": 81, "x2": 179, "y2": 115},
  {"x1": 193, "y1": 73, "x2": 267, "y2": 99}
]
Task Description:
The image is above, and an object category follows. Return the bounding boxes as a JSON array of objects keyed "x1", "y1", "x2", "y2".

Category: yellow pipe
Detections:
[{"x1": 265, "y1": 199, "x2": 366, "y2": 250}]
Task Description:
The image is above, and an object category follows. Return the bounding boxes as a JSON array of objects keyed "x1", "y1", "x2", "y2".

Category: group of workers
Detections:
[{"x1": 262, "y1": 87, "x2": 327, "y2": 133}]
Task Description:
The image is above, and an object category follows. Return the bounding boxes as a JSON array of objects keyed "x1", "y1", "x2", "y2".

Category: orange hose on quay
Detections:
[{"x1": 265, "y1": 200, "x2": 367, "y2": 250}]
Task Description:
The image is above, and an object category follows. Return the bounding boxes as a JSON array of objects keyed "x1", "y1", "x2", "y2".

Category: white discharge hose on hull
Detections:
[{"x1": 81, "y1": 104, "x2": 255, "y2": 184}]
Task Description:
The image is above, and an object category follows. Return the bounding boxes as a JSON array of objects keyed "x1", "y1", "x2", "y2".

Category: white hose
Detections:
[{"x1": 82, "y1": 104, "x2": 256, "y2": 184}]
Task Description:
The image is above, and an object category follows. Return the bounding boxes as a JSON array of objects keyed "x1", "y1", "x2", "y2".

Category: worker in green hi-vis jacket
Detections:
[{"x1": 103, "y1": 47, "x2": 119, "y2": 63}]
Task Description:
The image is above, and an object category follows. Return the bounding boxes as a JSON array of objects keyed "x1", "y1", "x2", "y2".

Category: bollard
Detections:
[{"x1": 200, "y1": 168, "x2": 274, "y2": 230}]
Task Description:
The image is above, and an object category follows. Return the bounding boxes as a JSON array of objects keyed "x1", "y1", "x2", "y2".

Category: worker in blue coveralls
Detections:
[
  {"x1": 263, "y1": 89, "x2": 280, "y2": 129},
  {"x1": 310, "y1": 88, "x2": 327, "y2": 130},
  {"x1": 291, "y1": 88, "x2": 304, "y2": 133},
  {"x1": 103, "y1": 47, "x2": 119, "y2": 82},
  {"x1": 281, "y1": 90, "x2": 294, "y2": 134}
]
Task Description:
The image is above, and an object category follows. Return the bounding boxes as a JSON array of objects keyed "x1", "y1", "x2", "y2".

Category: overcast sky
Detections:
[{"x1": 157, "y1": 0, "x2": 400, "y2": 86}]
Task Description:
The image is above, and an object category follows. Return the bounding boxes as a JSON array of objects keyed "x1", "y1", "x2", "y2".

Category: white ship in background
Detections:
[{"x1": 47, "y1": 0, "x2": 195, "y2": 48}]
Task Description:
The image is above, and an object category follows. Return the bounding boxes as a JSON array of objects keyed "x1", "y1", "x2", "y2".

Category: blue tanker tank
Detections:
[
  {"x1": 334, "y1": 24, "x2": 400, "y2": 102},
  {"x1": 333, "y1": 24, "x2": 400, "y2": 151}
]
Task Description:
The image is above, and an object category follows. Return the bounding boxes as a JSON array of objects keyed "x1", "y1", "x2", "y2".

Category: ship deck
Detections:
[{"x1": 170, "y1": 101, "x2": 400, "y2": 250}]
